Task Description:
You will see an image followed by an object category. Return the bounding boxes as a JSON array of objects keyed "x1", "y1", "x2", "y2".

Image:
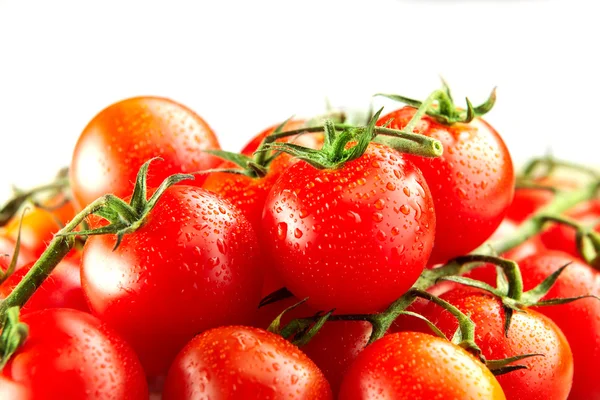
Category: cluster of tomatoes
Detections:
[{"x1": 0, "y1": 86, "x2": 599, "y2": 400}]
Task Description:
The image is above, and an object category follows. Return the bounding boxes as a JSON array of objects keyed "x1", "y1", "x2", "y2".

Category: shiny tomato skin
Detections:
[
  {"x1": 517, "y1": 251, "x2": 600, "y2": 399},
  {"x1": 162, "y1": 326, "x2": 332, "y2": 400},
  {"x1": 415, "y1": 289, "x2": 573, "y2": 400},
  {"x1": 70, "y1": 96, "x2": 221, "y2": 208},
  {"x1": 378, "y1": 107, "x2": 514, "y2": 264},
  {"x1": 540, "y1": 199, "x2": 600, "y2": 258},
  {"x1": 338, "y1": 331, "x2": 505, "y2": 400},
  {"x1": 0, "y1": 376, "x2": 30, "y2": 400},
  {"x1": 262, "y1": 143, "x2": 435, "y2": 313},
  {"x1": 1, "y1": 308, "x2": 148, "y2": 400},
  {"x1": 81, "y1": 185, "x2": 263, "y2": 377},
  {"x1": 0, "y1": 257, "x2": 87, "y2": 314}
]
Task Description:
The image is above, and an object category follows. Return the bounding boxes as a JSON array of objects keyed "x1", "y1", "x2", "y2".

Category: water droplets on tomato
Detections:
[
  {"x1": 374, "y1": 199, "x2": 385, "y2": 210},
  {"x1": 372, "y1": 212, "x2": 383, "y2": 222},
  {"x1": 294, "y1": 228, "x2": 303, "y2": 239},
  {"x1": 277, "y1": 222, "x2": 288, "y2": 240}
]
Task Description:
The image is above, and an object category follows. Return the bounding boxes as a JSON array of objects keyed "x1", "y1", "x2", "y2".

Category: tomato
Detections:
[
  {"x1": 338, "y1": 331, "x2": 505, "y2": 400},
  {"x1": 0, "y1": 376, "x2": 30, "y2": 399},
  {"x1": 506, "y1": 177, "x2": 577, "y2": 223},
  {"x1": 377, "y1": 107, "x2": 514, "y2": 264},
  {"x1": 540, "y1": 199, "x2": 600, "y2": 258},
  {"x1": 517, "y1": 251, "x2": 600, "y2": 399},
  {"x1": 0, "y1": 257, "x2": 87, "y2": 314},
  {"x1": 81, "y1": 185, "x2": 263, "y2": 377},
  {"x1": 162, "y1": 325, "x2": 332, "y2": 400},
  {"x1": 70, "y1": 96, "x2": 221, "y2": 208},
  {"x1": 4, "y1": 200, "x2": 75, "y2": 257},
  {"x1": 414, "y1": 289, "x2": 573, "y2": 400},
  {"x1": 261, "y1": 143, "x2": 435, "y2": 313},
  {"x1": 1, "y1": 308, "x2": 148, "y2": 400},
  {"x1": 240, "y1": 119, "x2": 322, "y2": 156}
]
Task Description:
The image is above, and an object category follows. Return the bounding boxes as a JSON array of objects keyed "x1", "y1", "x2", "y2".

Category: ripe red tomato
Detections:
[
  {"x1": 377, "y1": 107, "x2": 514, "y2": 264},
  {"x1": 262, "y1": 143, "x2": 436, "y2": 313},
  {"x1": 539, "y1": 199, "x2": 600, "y2": 258},
  {"x1": 506, "y1": 177, "x2": 578, "y2": 223},
  {"x1": 4, "y1": 200, "x2": 75, "y2": 257},
  {"x1": 162, "y1": 325, "x2": 332, "y2": 400},
  {"x1": 70, "y1": 96, "x2": 221, "y2": 208},
  {"x1": 338, "y1": 331, "x2": 505, "y2": 399},
  {"x1": 517, "y1": 251, "x2": 600, "y2": 399},
  {"x1": 1, "y1": 308, "x2": 148, "y2": 400},
  {"x1": 415, "y1": 289, "x2": 573, "y2": 400},
  {"x1": 0, "y1": 257, "x2": 87, "y2": 314},
  {"x1": 81, "y1": 185, "x2": 263, "y2": 377}
]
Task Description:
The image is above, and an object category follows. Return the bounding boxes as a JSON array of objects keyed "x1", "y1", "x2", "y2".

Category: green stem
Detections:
[
  {"x1": 480, "y1": 180, "x2": 600, "y2": 255},
  {"x1": 0, "y1": 196, "x2": 110, "y2": 327}
]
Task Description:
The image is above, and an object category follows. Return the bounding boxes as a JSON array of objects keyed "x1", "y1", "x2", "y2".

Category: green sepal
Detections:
[
  {"x1": 397, "y1": 311, "x2": 447, "y2": 341},
  {"x1": 259, "y1": 287, "x2": 294, "y2": 308},
  {"x1": 0, "y1": 208, "x2": 27, "y2": 285},
  {"x1": 520, "y1": 262, "x2": 572, "y2": 304},
  {"x1": 486, "y1": 353, "x2": 543, "y2": 376},
  {"x1": 438, "y1": 276, "x2": 504, "y2": 298},
  {"x1": 0, "y1": 307, "x2": 28, "y2": 370},
  {"x1": 291, "y1": 310, "x2": 334, "y2": 347},
  {"x1": 267, "y1": 298, "x2": 308, "y2": 335},
  {"x1": 203, "y1": 149, "x2": 254, "y2": 170}
]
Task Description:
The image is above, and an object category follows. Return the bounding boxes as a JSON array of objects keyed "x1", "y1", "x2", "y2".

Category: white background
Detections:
[{"x1": 0, "y1": 0, "x2": 598, "y2": 202}]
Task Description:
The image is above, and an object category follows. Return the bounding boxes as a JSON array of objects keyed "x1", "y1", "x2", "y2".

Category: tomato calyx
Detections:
[
  {"x1": 377, "y1": 82, "x2": 497, "y2": 125},
  {"x1": 0, "y1": 306, "x2": 27, "y2": 369},
  {"x1": 441, "y1": 255, "x2": 600, "y2": 335},
  {"x1": 0, "y1": 167, "x2": 70, "y2": 227},
  {"x1": 259, "y1": 287, "x2": 294, "y2": 308}
]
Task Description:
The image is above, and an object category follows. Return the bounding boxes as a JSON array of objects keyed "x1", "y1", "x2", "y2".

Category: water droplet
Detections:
[
  {"x1": 374, "y1": 199, "x2": 385, "y2": 210},
  {"x1": 209, "y1": 257, "x2": 220, "y2": 267},
  {"x1": 275, "y1": 206, "x2": 283, "y2": 213},
  {"x1": 386, "y1": 182, "x2": 396, "y2": 191},
  {"x1": 457, "y1": 187, "x2": 469, "y2": 199},
  {"x1": 391, "y1": 226, "x2": 400, "y2": 236},
  {"x1": 347, "y1": 210, "x2": 362, "y2": 223},
  {"x1": 277, "y1": 222, "x2": 288, "y2": 240},
  {"x1": 294, "y1": 228, "x2": 303, "y2": 238},
  {"x1": 216, "y1": 239, "x2": 227, "y2": 254},
  {"x1": 299, "y1": 209, "x2": 309, "y2": 218},
  {"x1": 376, "y1": 230, "x2": 387, "y2": 241},
  {"x1": 372, "y1": 212, "x2": 383, "y2": 222},
  {"x1": 403, "y1": 187, "x2": 411, "y2": 196},
  {"x1": 399, "y1": 205, "x2": 410, "y2": 215},
  {"x1": 357, "y1": 178, "x2": 367, "y2": 185}
]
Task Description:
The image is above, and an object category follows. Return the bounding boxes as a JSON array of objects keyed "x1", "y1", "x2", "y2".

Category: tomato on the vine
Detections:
[
  {"x1": 338, "y1": 331, "x2": 505, "y2": 400},
  {"x1": 70, "y1": 96, "x2": 221, "y2": 208},
  {"x1": 516, "y1": 251, "x2": 600, "y2": 400},
  {"x1": 377, "y1": 106, "x2": 514, "y2": 264},
  {"x1": 262, "y1": 142, "x2": 435, "y2": 313},
  {"x1": 1, "y1": 308, "x2": 148, "y2": 400},
  {"x1": 414, "y1": 288, "x2": 573, "y2": 400},
  {"x1": 81, "y1": 185, "x2": 263, "y2": 377},
  {"x1": 163, "y1": 325, "x2": 332, "y2": 400},
  {"x1": 0, "y1": 257, "x2": 87, "y2": 314}
]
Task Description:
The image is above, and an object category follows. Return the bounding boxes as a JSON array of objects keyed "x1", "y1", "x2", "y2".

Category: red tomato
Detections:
[
  {"x1": 540, "y1": 199, "x2": 600, "y2": 258},
  {"x1": 1, "y1": 308, "x2": 148, "y2": 400},
  {"x1": 415, "y1": 289, "x2": 573, "y2": 400},
  {"x1": 162, "y1": 326, "x2": 332, "y2": 400},
  {"x1": 70, "y1": 96, "x2": 221, "y2": 208},
  {"x1": 261, "y1": 143, "x2": 435, "y2": 313},
  {"x1": 517, "y1": 251, "x2": 600, "y2": 399},
  {"x1": 338, "y1": 331, "x2": 505, "y2": 400},
  {"x1": 81, "y1": 185, "x2": 263, "y2": 377},
  {"x1": 0, "y1": 257, "x2": 87, "y2": 314},
  {"x1": 0, "y1": 376, "x2": 30, "y2": 400},
  {"x1": 506, "y1": 177, "x2": 578, "y2": 223},
  {"x1": 377, "y1": 107, "x2": 514, "y2": 264},
  {"x1": 4, "y1": 200, "x2": 75, "y2": 257},
  {"x1": 240, "y1": 119, "x2": 322, "y2": 156}
]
